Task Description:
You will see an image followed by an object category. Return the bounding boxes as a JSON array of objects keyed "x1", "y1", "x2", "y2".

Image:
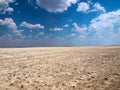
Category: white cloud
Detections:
[
  {"x1": 6, "y1": 0, "x2": 15, "y2": 2},
  {"x1": 72, "y1": 23, "x2": 87, "y2": 34},
  {"x1": 88, "y1": 9, "x2": 120, "y2": 40},
  {"x1": 67, "y1": 33, "x2": 76, "y2": 38},
  {"x1": 20, "y1": 21, "x2": 44, "y2": 29},
  {"x1": 0, "y1": 18, "x2": 17, "y2": 30},
  {"x1": 77, "y1": 2, "x2": 106, "y2": 13},
  {"x1": 50, "y1": 27, "x2": 63, "y2": 31},
  {"x1": 36, "y1": 0, "x2": 78, "y2": 13},
  {"x1": 0, "y1": 0, "x2": 15, "y2": 14},
  {"x1": 0, "y1": 0, "x2": 8, "y2": 11},
  {"x1": 63, "y1": 24, "x2": 69, "y2": 28},
  {"x1": 71, "y1": 9, "x2": 120, "y2": 44},
  {"x1": 89, "y1": 9, "x2": 120, "y2": 32},
  {"x1": 0, "y1": 18, "x2": 23, "y2": 38},
  {"x1": 77, "y1": 2, "x2": 90, "y2": 13},
  {"x1": 4, "y1": 7, "x2": 14, "y2": 13},
  {"x1": 91, "y1": 2, "x2": 106, "y2": 12}
]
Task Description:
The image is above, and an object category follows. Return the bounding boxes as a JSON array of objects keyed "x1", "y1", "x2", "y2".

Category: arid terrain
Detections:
[{"x1": 0, "y1": 46, "x2": 120, "y2": 90}]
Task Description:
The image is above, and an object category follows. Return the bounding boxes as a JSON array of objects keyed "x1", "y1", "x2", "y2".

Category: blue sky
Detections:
[{"x1": 0, "y1": 0, "x2": 120, "y2": 46}]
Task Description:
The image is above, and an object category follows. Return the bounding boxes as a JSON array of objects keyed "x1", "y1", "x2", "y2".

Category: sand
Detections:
[{"x1": 0, "y1": 46, "x2": 120, "y2": 90}]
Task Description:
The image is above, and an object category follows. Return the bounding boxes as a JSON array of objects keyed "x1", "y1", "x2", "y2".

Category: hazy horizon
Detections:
[{"x1": 0, "y1": 0, "x2": 120, "y2": 47}]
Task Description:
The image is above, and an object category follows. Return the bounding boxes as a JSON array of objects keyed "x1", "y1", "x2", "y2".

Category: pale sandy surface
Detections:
[{"x1": 0, "y1": 46, "x2": 120, "y2": 90}]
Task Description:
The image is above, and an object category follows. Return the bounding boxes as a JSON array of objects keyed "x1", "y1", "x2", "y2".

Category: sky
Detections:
[{"x1": 0, "y1": 0, "x2": 120, "y2": 47}]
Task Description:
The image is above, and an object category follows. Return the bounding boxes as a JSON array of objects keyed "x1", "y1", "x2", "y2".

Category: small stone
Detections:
[{"x1": 20, "y1": 85, "x2": 24, "y2": 88}]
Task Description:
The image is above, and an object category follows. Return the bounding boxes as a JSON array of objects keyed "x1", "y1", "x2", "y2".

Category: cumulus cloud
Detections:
[
  {"x1": 36, "y1": 0, "x2": 78, "y2": 12},
  {"x1": 20, "y1": 21, "x2": 44, "y2": 29},
  {"x1": 4, "y1": 7, "x2": 14, "y2": 13},
  {"x1": 91, "y1": 2, "x2": 106, "y2": 12},
  {"x1": 71, "y1": 9, "x2": 120, "y2": 44},
  {"x1": 0, "y1": 0, "x2": 15, "y2": 14},
  {"x1": 89, "y1": 9, "x2": 120, "y2": 39},
  {"x1": 0, "y1": 0, "x2": 8, "y2": 11},
  {"x1": 63, "y1": 24, "x2": 69, "y2": 28},
  {"x1": 77, "y1": 2, "x2": 90, "y2": 13},
  {"x1": 0, "y1": 18, "x2": 23, "y2": 38},
  {"x1": 50, "y1": 27, "x2": 63, "y2": 31},
  {"x1": 72, "y1": 23, "x2": 87, "y2": 34},
  {"x1": 77, "y1": 2, "x2": 106, "y2": 13},
  {"x1": 67, "y1": 33, "x2": 76, "y2": 38},
  {"x1": 0, "y1": 18, "x2": 17, "y2": 30}
]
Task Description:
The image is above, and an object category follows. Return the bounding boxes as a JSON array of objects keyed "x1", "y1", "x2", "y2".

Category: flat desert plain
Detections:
[{"x1": 0, "y1": 46, "x2": 120, "y2": 90}]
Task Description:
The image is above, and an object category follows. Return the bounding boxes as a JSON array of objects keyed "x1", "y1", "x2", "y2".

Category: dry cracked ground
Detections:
[{"x1": 0, "y1": 46, "x2": 120, "y2": 90}]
